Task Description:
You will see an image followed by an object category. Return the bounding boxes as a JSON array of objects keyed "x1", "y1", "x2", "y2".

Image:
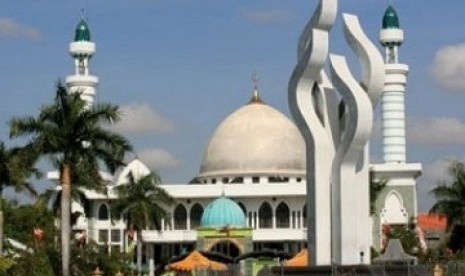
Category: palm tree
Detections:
[
  {"x1": 430, "y1": 160, "x2": 465, "y2": 230},
  {"x1": 9, "y1": 84, "x2": 132, "y2": 276},
  {"x1": 0, "y1": 141, "x2": 39, "y2": 256},
  {"x1": 111, "y1": 171, "x2": 174, "y2": 275},
  {"x1": 38, "y1": 186, "x2": 91, "y2": 227}
]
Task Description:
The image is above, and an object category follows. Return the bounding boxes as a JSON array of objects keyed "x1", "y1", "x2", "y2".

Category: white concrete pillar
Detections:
[{"x1": 381, "y1": 64, "x2": 408, "y2": 163}]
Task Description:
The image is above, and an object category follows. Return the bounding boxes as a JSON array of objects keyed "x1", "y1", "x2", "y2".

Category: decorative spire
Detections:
[
  {"x1": 249, "y1": 72, "x2": 263, "y2": 104},
  {"x1": 382, "y1": 5, "x2": 400, "y2": 30},
  {"x1": 74, "y1": 11, "x2": 91, "y2": 42}
]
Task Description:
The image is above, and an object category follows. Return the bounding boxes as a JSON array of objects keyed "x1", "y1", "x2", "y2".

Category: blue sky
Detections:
[{"x1": 1, "y1": 0, "x2": 465, "y2": 211}]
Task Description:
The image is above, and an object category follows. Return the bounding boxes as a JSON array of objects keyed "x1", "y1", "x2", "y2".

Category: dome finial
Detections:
[{"x1": 249, "y1": 72, "x2": 263, "y2": 104}]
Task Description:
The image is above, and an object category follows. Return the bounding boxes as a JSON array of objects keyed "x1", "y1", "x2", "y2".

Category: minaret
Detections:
[
  {"x1": 370, "y1": 5, "x2": 422, "y2": 252},
  {"x1": 65, "y1": 18, "x2": 98, "y2": 107},
  {"x1": 379, "y1": 6, "x2": 408, "y2": 163}
]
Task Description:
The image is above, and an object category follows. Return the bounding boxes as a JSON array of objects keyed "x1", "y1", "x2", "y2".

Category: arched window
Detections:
[
  {"x1": 302, "y1": 204, "x2": 307, "y2": 229},
  {"x1": 190, "y1": 203, "x2": 203, "y2": 230},
  {"x1": 259, "y1": 202, "x2": 272, "y2": 229},
  {"x1": 276, "y1": 202, "x2": 290, "y2": 228},
  {"x1": 174, "y1": 204, "x2": 187, "y2": 230},
  {"x1": 98, "y1": 203, "x2": 109, "y2": 220}
]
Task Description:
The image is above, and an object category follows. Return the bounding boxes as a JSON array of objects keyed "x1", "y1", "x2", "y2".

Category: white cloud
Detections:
[
  {"x1": 417, "y1": 157, "x2": 456, "y2": 211},
  {"x1": 408, "y1": 117, "x2": 465, "y2": 145},
  {"x1": 138, "y1": 148, "x2": 181, "y2": 170},
  {"x1": 112, "y1": 103, "x2": 175, "y2": 134},
  {"x1": 241, "y1": 8, "x2": 294, "y2": 24},
  {"x1": 431, "y1": 43, "x2": 465, "y2": 91},
  {"x1": 0, "y1": 17, "x2": 40, "y2": 39}
]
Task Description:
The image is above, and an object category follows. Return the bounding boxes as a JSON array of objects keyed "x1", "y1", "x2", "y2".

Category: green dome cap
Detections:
[
  {"x1": 200, "y1": 196, "x2": 246, "y2": 228},
  {"x1": 74, "y1": 19, "x2": 91, "y2": 41},
  {"x1": 382, "y1": 5, "x2": 400, "y2": 29}
]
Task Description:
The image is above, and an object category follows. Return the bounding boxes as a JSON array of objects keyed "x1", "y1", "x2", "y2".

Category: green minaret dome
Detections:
[
  {"x1": 74, "y1": 19, "x2": 91, "y2": 42},
  {"x1": 200, "y1": 196, "x2": 246, "y2": 228},
  {"x1": 382, "y1": 5, "x2": 400, "y2": 29}
]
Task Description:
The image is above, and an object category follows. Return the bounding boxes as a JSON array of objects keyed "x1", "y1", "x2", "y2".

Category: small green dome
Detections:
[
  {"x1": 74, "y1": 19, "x2": 91, "y2": 42},
  {"x1": 382, "y1": 5, "x2": 400, "y2": 29},
  {"x1": 200, "y1": 196, "x2": 246, "y2": 228}
]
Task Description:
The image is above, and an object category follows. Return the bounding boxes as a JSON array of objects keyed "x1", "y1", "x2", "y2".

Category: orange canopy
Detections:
[
  {"x1": 167, "y1": 250, "x2": 227, "y2": 271},
  {"x1": 285, "y1": 249, "x2": 309, "y2": 267}
]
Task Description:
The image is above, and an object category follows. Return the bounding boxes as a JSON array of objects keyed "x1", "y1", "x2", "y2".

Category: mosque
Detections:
[{"x1": 59, "y1": 4, "x2": 422, "y2": 274}]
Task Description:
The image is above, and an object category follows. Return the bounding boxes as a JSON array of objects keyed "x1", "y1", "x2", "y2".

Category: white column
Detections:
[
  {"x1": 66, "y1": 41, "x2": 98, "y2": 108},
  {"x1": 382, "y1": 63, "x2": 408, "y2": 163},
  {"x1": 148, "y1": 245, "x2": 155, "y2": 276}
]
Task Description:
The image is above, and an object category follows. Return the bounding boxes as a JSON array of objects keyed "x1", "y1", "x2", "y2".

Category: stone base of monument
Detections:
[{"x1": 271, "y1": 264, "x2": 431, "y2": 275}]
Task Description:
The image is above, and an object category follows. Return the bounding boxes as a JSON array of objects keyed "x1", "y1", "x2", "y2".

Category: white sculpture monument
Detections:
[{"x1": 289, "y1": 0, "x2": 385, "y2": 265}]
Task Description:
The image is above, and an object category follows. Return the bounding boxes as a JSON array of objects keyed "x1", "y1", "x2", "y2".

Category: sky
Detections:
[{"x1": 0, "y1": 0, "x2": 465, "y2": 211}]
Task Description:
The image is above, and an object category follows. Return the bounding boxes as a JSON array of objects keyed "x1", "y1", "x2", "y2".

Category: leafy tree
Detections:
[
  {"x1": 70, "y1": 241, "x2": 132, "y2": 275},
  {"x1": 8, "y1": 247, "x2": 55, "y2": 276},
  {"x1": 111, "y1": 172, "x2": 174, "y2": 275},
  {"x1": 0, "y1": 141, "x2": 39, "y2": 255},
  {"x1": 9, "y1": 84, "x2": 132, "y2": 276},
  {"x1": 4, "y1": 200, "x2": 55, "y2": 247},
  {"x1": 430, "y1": 161, "x2": 465, "y2": 230}
]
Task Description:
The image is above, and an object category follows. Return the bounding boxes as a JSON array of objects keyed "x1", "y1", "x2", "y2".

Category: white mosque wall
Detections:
[{"x1": 82, "y1": 182, "x2": 309, "y2": 250}]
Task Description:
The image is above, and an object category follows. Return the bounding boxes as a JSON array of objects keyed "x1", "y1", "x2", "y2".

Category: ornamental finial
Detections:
[{"x1": 249, "y1": 72, "x2": 262, "y2": 103}]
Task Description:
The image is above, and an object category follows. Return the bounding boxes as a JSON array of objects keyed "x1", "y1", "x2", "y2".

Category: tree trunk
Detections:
[
  {"x1": 137, "y1": 231, "x2": 142, "y2": 276},
  {"x1": 0, "y1": 189, "x2": 4, "y2": 256},
  {"x1": 0, "y1": 209, "x2": 4, "y2": 257},
  {"x1": 61, "y1": 164, "x2": 71, "y2": 276}
]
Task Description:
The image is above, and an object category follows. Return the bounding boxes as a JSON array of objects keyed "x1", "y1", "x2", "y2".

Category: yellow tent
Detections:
[
  {"x1": 167, "y1": 250, "x2": 227, "y2": 271},
  {"x1": 284, "y1": 249, "x2": 309, "y2": 267}
]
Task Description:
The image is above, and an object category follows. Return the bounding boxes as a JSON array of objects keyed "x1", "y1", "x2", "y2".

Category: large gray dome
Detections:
[{"x1": 198, "y1": 94, "x2": 305, "y2": 179}]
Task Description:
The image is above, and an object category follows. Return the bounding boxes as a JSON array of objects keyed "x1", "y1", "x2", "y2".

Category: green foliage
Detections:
[
  {"x1": 70, "y1": 241, "x2": 132, "y2": 275},
  {"x1": 0, "y1": 257, "x2": 15, "y2": 275},
  {"x1": 9, "y1": 83, "x2": 133, "y2": 192},
  {"x1": 112, "y1": 172, "x2": 174, "y2": 232},
  {"x1": 430, "y1": 160, "x2": 465, "y2": 230},
  {"x1": 386, "y1": 225, "x2": 423, "y2": 257},
  {"x1": 9, "y1": 82, "x2": 133, "y2": 274},
  {"x1": 370, "y1": 174, "x2": 387, "y2": 215},
  {"x1": 4, "y1": 200, "x2": 55, "y2": 246},
  {"x1": 0, "y1": 141, "x2": 40, "y2": 197},
  {"x1": 111, "y1": 171, "x2": 174, "y2": 273},
  {"x1": 8, "y1": 248, "x2": 54, "y2": 276}
]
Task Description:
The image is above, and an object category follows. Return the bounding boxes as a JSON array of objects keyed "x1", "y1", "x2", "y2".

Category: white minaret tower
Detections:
[
  {"x1": 379, "y1": 6, "x2": 407, "y2": 163},
  {"x1": 371, "y1": 5, "x2": 422, "y2": 252},
  {"x1": 65, "y1": 17, "x2": 98, "y2": 107}
]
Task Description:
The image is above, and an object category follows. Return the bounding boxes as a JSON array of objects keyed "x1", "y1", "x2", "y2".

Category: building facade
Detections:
[{"x1": 56, "y1": 5, "x2": 422, "y2": 274}]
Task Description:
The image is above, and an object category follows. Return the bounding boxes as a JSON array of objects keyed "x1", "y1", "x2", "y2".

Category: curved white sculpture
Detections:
[
  {"x1": 289, "y1": 0, "x2": 385, "y2": 265},
  {"x1": 288, "y1": 0, "x2": 337, "y2": 266}
]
